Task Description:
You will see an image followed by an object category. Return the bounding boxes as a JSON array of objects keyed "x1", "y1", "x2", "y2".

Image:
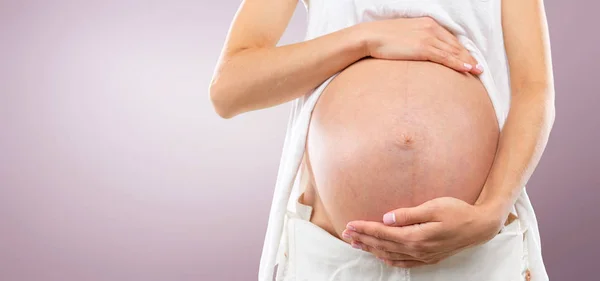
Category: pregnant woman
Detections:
[{"x1": 210, "y1": 0, "x2": 555, "y2": 280}]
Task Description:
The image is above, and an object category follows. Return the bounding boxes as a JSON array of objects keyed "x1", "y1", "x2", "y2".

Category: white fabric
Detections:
[
  {"x1": 258, "y1": 0, "x2": 549, "y2": 280},
  {"x1": 281, "y1": 198, "x2": 529, "y2": 281}
]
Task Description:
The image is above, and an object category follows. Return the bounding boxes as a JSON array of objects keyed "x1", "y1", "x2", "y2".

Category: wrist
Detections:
[
  {"x1": 348, "y1": 22, "x2": 373, "y2": 58},
  {"x1": 475, "y1": 198, "x2": 513, "y2": 233},
  {"x1": 477, "y1": 191, "x2": 513, "y2": 212}
]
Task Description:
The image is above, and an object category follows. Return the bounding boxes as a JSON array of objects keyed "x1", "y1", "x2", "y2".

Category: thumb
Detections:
[{"x1": 383, "y1": 203, "x2": 437, "y2": 226}]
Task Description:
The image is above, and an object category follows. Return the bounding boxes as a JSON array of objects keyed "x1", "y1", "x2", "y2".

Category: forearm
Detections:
[
  {"x1": 209, "y1": 25, "x2": 367, "y2": 118},
  {"x1": 475, "y1": 83, "x2": 555, "y2": 220}
]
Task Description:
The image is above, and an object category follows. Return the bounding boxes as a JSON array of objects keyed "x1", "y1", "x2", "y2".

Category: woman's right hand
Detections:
[{"x1": 358, "y1": 17, "x2": 483, "y2": 75}]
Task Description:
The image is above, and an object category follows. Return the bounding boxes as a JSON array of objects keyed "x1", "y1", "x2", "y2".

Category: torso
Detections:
[{"x1": 301, "y1": 57, "x2": 500, "y2": 239}]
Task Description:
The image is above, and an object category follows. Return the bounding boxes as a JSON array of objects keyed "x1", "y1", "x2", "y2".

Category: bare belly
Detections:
[{"x1": 303, "y1": 58, "x2": 500, "y2": 239}]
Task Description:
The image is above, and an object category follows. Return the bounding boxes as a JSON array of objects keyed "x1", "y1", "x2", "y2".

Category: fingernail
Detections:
[
  {"x1": 383, "y1": 212, "x2": 396, "y2": 225},
  {"x1": 463, "y1": 63, "x2": 473, "y2": 71},
  {"x1": 342, "y1": 231, "x2": 352, "y2": 240},
  {"x1": 377, "y1": 257, "x2": 386, "y2": 261},
  {"x1": 476, "y1": 64, "x2": 484, "y2": 72},
  {"x1": 351, "y1": 242, "x2": 362, "y2": 249},
  {"x1": 346, "y1": 223, "x2": 356, "y2": 231}
]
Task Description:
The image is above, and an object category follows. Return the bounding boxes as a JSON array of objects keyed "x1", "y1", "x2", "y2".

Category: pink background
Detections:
[{"x1": 0, "y1": 0, "x2": 598, "y2": 280}]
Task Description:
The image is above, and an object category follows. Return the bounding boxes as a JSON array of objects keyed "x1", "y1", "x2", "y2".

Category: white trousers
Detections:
[{"x1": 279, "y1": 198, "x2": 531, "y2": 281}]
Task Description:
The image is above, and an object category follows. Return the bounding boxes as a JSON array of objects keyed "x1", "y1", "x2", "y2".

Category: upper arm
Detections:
[
  {"x1": 502, "y1": 0, "x2": 554, "y2": 91},
  {"x1": 220, "y1": 0, "x2": 299, "y2": 57}
]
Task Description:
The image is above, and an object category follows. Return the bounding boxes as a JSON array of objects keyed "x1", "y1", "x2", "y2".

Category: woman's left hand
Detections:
[{"x1": 342, "y1": 197, "x2": 507, "y2": 268}]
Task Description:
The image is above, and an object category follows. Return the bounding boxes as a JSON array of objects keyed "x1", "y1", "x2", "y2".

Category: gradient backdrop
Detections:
[{"x1": 0, "y1": 0, "x2": 598, "y2": 280}]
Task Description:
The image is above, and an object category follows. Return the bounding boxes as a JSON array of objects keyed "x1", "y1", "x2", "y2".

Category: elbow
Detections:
[{"x1": 209, "y1": 81, "x2": 238, "y2": 119}]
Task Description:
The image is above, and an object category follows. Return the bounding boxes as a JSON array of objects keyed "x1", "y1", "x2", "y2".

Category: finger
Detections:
[
  {"x1": 424, "y1": 246, "x2": 465, "y2": 263},
  {"x1": 423, "y1": 46, "x2": 473, "y2": 73},
  {"x1": 457, "y1": 49, "x2": 484, "y2": 75},
  {"x1": 431, "y1": 38, "x2": 462, "y2": 58},
  {"x1": 471, "y1": 61, "x2": 484, "y2": 75},
  {"x1": 343, "y1": 229, "x2": 413, "y2": 255},
  {"x1": 431, "y1": 24, "x2": 463, "y2": 52},
  {"x1": 368, "y1": 246, "x2": 420, "y2": 261},
  {"x1": 383, "y1": 202, "x2": 439, "y2": 226},
  {"x1": 429, "y1": 40, "x2": 481, "y2": 76},
  {"x1": 345, "y1": 221, "x2": 414, "y2": 243},
  {"x1": 431, "y1": 25, "x2": 483, "y2": 75},
  {"x1": 384, "y1": 259, "x2": 428, "y2": 268},
  {"x1": 368, "y1": 241, "x2": 453, "y2": 264},
  {"x1": 430, "y1": 37, "x2": 479, "y2": 71}
]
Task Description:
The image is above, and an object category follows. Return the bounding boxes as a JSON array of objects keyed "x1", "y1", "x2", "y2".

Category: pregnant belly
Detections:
[{"x1": 303, "y1": 58, "x2": 500, "y2": 239}]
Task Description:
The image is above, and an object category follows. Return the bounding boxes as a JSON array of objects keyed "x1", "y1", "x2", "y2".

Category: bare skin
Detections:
[
  {"x1": 209, "y1": 0, "x2": 481, "y2": 118},
  {"x1": 302, "y1": 58, "x2": 499, "y2": 239},
  {"x1": 341, "y1": 0, "x2": 555, "y2": 269},
  {"x1": 210, "y1": 0, "x2": 554, "y2": 271}
]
